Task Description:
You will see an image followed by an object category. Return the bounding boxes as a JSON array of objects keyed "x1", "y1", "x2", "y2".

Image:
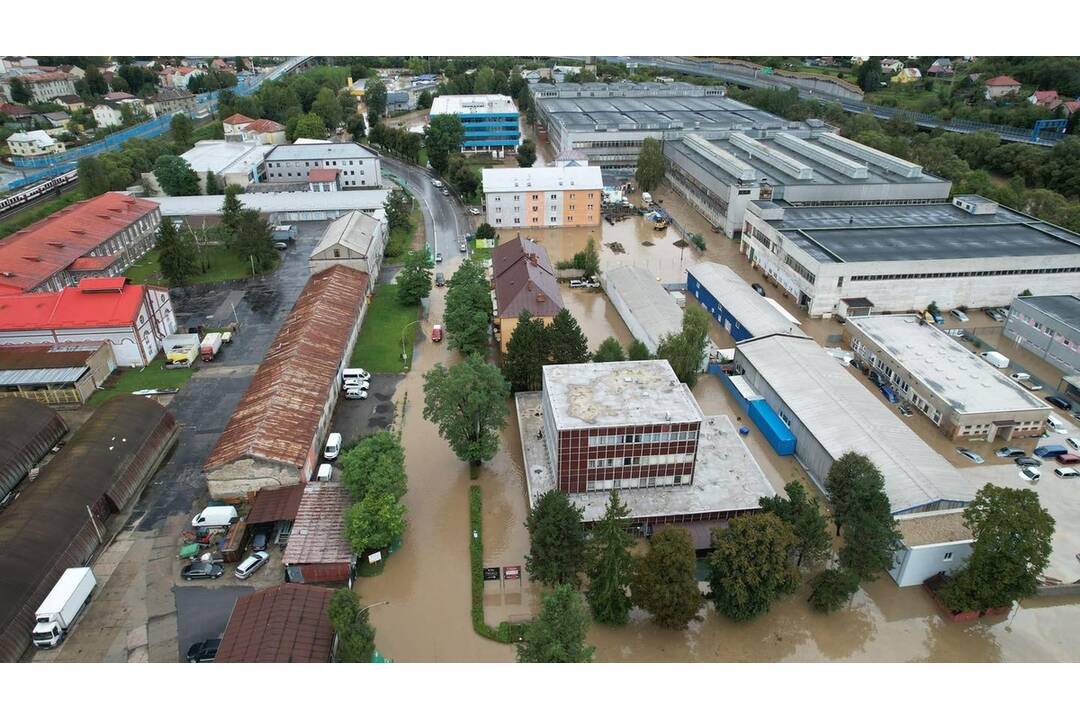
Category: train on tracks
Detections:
[{"x1": 0, "y1": 168, "x2": 79, "y2": 218}]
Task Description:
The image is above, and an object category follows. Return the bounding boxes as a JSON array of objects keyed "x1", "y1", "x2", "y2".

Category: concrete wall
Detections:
[
  {"x1": 891, "y1": 539, "x2": 974, "y2": 587},
  {"x1": 265, "y1": 156, "x2": 381, "y2": 188},
  {"x1": 1003, "y1": 301, "x2": 1080, "y2": 376}
]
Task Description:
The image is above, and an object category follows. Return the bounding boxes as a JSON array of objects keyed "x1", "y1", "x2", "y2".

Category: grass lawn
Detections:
[
  {"x1": 89, "y1": 356, "x2": 195, "y2": 406},
  {"x1": 471, "y1": 233, "x2": 499, "y2": 264},
  {"x1": 349, "y1": 285, "x2": 421, "y2": 373},
  {"x1": 384, "y1": 204, "x2": 423, "y2": 259},
  {"x1": 0, "y1": 191, "x2": 83, "y2": 241},
  {"x1": 124, "y1": 244, "x2": 277, "y2": 286}
]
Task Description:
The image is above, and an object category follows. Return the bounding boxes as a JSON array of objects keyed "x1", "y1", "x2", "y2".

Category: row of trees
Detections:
[
  {"x1": 341, "y1": 431, "x2": 409, "y2": 556},
  {"x1": 503, "y1": 309, "x2": 590, "y2": 391}
]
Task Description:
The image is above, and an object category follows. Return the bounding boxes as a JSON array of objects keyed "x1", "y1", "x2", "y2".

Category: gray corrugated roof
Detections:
[
  {"x1": 264, "y1": 141, "x2": 378, "y2": 162},
  {"x1": 687, "y1": 262, "x2": 808, "y2": 339},
  {"x1": 0, "y1": 367, "x2": 87, "y2": 385}
]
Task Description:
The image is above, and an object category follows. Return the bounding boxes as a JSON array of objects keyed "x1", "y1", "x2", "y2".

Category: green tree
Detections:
[
  {"x1": 170, "y1": 112, "x2": 192, "y2": 146},
  {"x1": 220, "y1": 184, "x2": 245, "y2": 244},
  {"x1": 417, "y1": 90, "x2": 434, "y2": 109},
  {"x1": 365, "y1": 78, "x2": 388, "y2": 122},
  {"x1": 77, "y1": 156, "x2": 111, "y2": 197},
  {"x1": 592, "y1": 337, "x2": 626, "y2": 363},
  {"x1": 635, "y1": 136, "x2": 664, "y2": 192},
  {"x1": 153, "y1": 154, "x2": 200, "y2": 196},
  {"x1": 525, "y1": 490, "x2": 587, "y2": 588},
  {"x1": 157, "y1": 218, "x2": 197, "y2": 286},
  {"x1": 345, "y1": 491, "x2": 407, "y2": 552},
  {"x1": 631, "y1": 527, "x2": 704, "y2": 629},
  {"x1": 655, "y1": 305, "x2": 709, "y2": 387},
  {"x1": 503, "y1": 310, "x2": 549, "y2": 392},
  {"x1": 516, "y1": 585, "x2": 594, "y2": 663},
  {"x1": 291, "y1": 112, "x2": 326, "y2": 141},
  {"x1": 422, "y1": 355, "x2": 510, "y2": 467},
  {"x1": 425, "y1": 114, "x2": 465, "y2": 175},
  {"x1": 560, "y1": 236, "x2": 600, "y2": 277},
  {"x1": 517, "y1": 139, "x2": 537, "y2": 167},
  {"x1": 808, "y1": 568, "x2": 860, "y2": 613},
  {"x1": 825, "y1": 451, "x2": 882, "y2": 535},
  {"x1": 312, "y1": 86, "x2": 343, "y2": 130},
  {"x1": 9, "y1": 77, "x2": 31, "y2": 104},
  {"x1": 339, "y1": 431, "x2": 407, "y2": 502},
  {"x1": 547, "y1": 308, "x2": 590, "y2": 365},
  {"x1": 939, "y1": 485, "x2": 1055, "y2": 613},
  {"x1": 759, "y1": 481, "x2": 831, "y2": 567},
  {"x1": 585, "y1": 490, "x2": 635, "y2": 625},
  {"x1": 383, "y1": 186, "x2": 413, "y2": 232},
  {"x1": 474, "y1": 222, "x2": 497, "y2": 240},
  {"x1": 443, "y1": 259, "x2": 492, "y2": 356},
  {"x1": 204, "y1": 172, "x2": 222, "y2": 195},
  {"x1": 856, "y1": 57, "x2": 883, "y2": 92},
  {"x1": 708, "y1": 514, "x2": 800, "y2": 622},
  {"x1": 396, "y1": 249, "x2": 433, "y2": 306},
  {"x1": 826, "y1": 453, "x2": 901, "y2": 580},
  {"x1": 233, "y1": 208, "x2": 277, "y2": 272},
  {"x1": 84, "y1": 65, "x2": 109, "y2": 96},
  {"x1": 627, "y1": 339, "x2": 651, "y2": 361},
  {"x1": 327, "y1": 589, "x2": 376, "y2": 663}
]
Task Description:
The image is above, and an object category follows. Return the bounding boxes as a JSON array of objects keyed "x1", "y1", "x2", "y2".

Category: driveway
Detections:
[{"x1": 173, "y1": 586, "x2": 253, "y2": 660}]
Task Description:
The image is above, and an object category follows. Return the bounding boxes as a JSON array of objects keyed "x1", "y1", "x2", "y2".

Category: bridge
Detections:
[
  {"x1": 594, "y1": 56, "x2": 1068, "y2": 147},
  {"x1": 4, "y1": 56, "x2": 315, "y2": 189}
]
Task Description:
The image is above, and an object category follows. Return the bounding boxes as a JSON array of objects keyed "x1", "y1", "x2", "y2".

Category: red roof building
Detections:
[
  {"x1": 307, "y1": 168, "x2": 340, "y2": 183},
  {"x1": 243, "y1": 118, "x2": 285, "y2": 134},
  {"x1": 282, "y1": 481, "x2": 354, "y2": 584},
  {"x1": 985, "y1": 75, "x2": 1021, "y2": 87},
  {"x1": 1029, "y1": 90, "x2": 1062, "y2": 109},
  {"x1": 215, "y1": 584, "x2": 335, "y2": 663},
  {"x1": 0, "y1": 193, "x2": 160, "y2": 295},
  {"x1": 984, "y1": 75, "x2": 1022, "y2": 100},
  {"x1": 204, "y1": 265, "x2": 370, "y2": 499},
  {"x1": 223, "y1": 113, "x2": 255, "y2": 126},
  {"x1": 492, "y1": 235, "x2": 564, "y2": 352},
  {"x1": 0, "y1": 102, "x2": 31, "y2": 118},
  {"x1": 0, "y1": 278, "x2": 176, "y2": 367}
]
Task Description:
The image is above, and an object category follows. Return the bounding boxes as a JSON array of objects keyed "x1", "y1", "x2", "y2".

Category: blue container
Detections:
[{"x1": 747, "y1": 399, "x2": 796, "y2": 456}]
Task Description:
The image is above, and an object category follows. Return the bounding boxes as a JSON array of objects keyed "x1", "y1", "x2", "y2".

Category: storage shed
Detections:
[
  {"x1": 0, "y1": 397, "x2": 67, "y2": 500},
  {"x1": 282, "y1": 481, "x2": 354, "y2": 585},
  {"x1": 0, "y1": 395, "x2": 178, "y2": 662},
  {"x1": 215, "y1": 584, "x2": 334, "y2": 663}
]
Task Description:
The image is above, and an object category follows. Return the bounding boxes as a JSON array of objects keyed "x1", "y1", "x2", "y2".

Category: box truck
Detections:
[
  {"x1": 200, "y1": 332, "x2": 223, "y2": 362},
  {"x1": 32, "y1": 567, "x2": 97, "y2": 649}
]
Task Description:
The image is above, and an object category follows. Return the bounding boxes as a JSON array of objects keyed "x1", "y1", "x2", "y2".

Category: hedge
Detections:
[{"x1": 469, "y1": 485, "x2": 525, "y2": 644}]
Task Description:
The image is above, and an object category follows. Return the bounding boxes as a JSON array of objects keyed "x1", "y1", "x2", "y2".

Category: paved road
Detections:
[{"x1": 380, "y1": 155, "x2": 469, "y2": 267}]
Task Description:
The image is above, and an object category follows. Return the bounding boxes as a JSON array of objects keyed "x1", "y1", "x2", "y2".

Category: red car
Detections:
[{"x1": 431, "y1": 324, "x2": 443, "y2": 342}]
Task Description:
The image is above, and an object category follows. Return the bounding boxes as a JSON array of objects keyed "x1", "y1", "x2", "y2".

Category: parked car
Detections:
[
  {"x1": 898, "y1": 404, "x2": 913, "y2": 417},
  {"x1": 1010, "y1": 372, "x2": 1031, "y2": 382},
  {"x1": 1056, "y1": 453, "x2": 1080, "y2": 465},
  {"x1": 343, "y1": 378, "x2": 370, "y2": 391},
  {"x1": 342, "y1": 368, "x2": 370, "y2": 385},
  {"x1": 435, "y1": 252, "x2": 443, "y2": 263},
  {"x1": 1046, "y1": 395, "x2": 1072, "y2": 411},
  {"x1": 234, "y1": 551, "x2": 270, "y2": 580},
  {"x1": 324, "y1": 432, "x2": 342, "y2": 460},
  {"x1": 191, "y1": 506, "x2": 238, "y2": 529},
  {"x1": 569, "y1": 279, "x2": 586, "y2": 288},
  {"x1": 1034, "y1": 444, "x2": 1068, "y2": 458},
  {"x1": 1047, "y1": 414, "x2": 1069, "y2": 434},
  {"x1": 435, "y1": 272, "x2": 446, "y2": 287},
  {"x1": 251, "y1": 532, "x2": 268, "y2": 552},
  {"x1": 983, "y1": 308, "x2": 1000, "y2": 321},
  {"x1": 441, "y1": 188, "x2": 450, "y2": 196},
  {"x1": 459, "y1": 242, "x2": 467, "y2": 253},
  {"x1": 956, "y1": 448, "x2": 984, "y2": 464},
  {"x1": 878, "y1": 383, "x2": 898, "y2": 404},
  {"x1": 995, "y1": 447, "x2": 1026, "y2": 458},
  {"x1": 469, "y1": 207, "x2": 481, "y2": 216},
  {"x1": 432, "y1": 324, "x2": 443, "y2": 342},
  {"x1": 950, "y1": 309, "x2": 970, "y2": 322},
  {"x1": 180, "y1": 562, "x2": 224, "y2": 581},
  {"x1": 273, "y1": 242, "x2": 289, "y2": 251},
  {"x1": 1020, "y1": 466, "x2": 1041, "y2": 483},
  {"x1": 431, "y1": 179, "x2": 443, "y2": 188},
  {"x1": 1054, "y1": 466, "x2": 1080, "y2": 478},
  {"x1": 751, "y1": 283, "x2": 766, "y2": 297},
  {"x1": 1068, "y1": 437, "x2": 1080, "y2": 452},
  {"x1": 930, "y1": 311, "x2": 944, "y2": 325},
  {"x1": 1015, "y1": 456, "x2": 1041, "y2": 467},
  {"x1": 980, "y1": 351, "x2": 1009, "y2": 369},
  {"x1": 186, "y1": 638, "x2": 221, "y2": 663},
  {"x1": 316, "y1": 463, "x2": 333, "y2": 482},
  {"x1": 345, "y1": 387, "x2": 368, "y2": 400}
]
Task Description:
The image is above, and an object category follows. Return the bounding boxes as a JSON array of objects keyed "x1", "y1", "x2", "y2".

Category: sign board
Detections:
[
  {"x1": 475, "y1": 238, "x2": 496, "y2": 249},
  {"x1": 483, "y1": 566, "x2": 501, "y2": 581},
  {"x1": 367, "y1": 551, "x2": 383, "y2": 564},
  {"x1": 503, "y1": 565, "x2": 521, "y2": 581},
  {"x1": 762, "y1": 66, "x2": 774, "y2": 75}
]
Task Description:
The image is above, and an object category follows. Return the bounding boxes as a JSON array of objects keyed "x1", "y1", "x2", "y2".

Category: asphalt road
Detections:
[
  {"x1": 380, "y1": 155, "x2": 469, "y2": 267},
  {"x1": 174, "y1": 586, "x2": 254, "y2": 660}
]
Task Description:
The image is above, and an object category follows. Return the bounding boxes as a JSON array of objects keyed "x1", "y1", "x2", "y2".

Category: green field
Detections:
[
  {"x1": 124, "y1": 244, "x2": 277, "y2": 286},
  {"x1": 0, "y1": 191, "x2": 83, "y2": 241},
  {"x1": 349, "y1": 285, "x2": 421, "y2": 373},
  {"x1": 89, "y1": 357, "x2": 195, "y2": 406},
  {"x1": 384, "y1": 205, "x2": 423, "y2": 259}
]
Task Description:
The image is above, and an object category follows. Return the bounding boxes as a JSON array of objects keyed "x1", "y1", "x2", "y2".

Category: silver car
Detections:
[{"x1": 235, "y1": 551, "x2": 270, "y2": 579}]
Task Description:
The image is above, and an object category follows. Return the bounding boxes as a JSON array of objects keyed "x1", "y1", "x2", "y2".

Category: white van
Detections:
[
  {"x1": 1047, "y1": 414, "x2": 1068, "y2": 434},
  {"x1": 979, "y1": 351, "x2": 1009, "y2": 369},
  {"x1": 191, "y1": 505, "x2": 238, "y2": 528},
  {"x1": 316, "y1": 463, "x2": 333, "y2": 482},
  {"x1": 324, "y1": 432, "x2": 343, "y2": 460},
  {"x1": 341, "y1": 368, "x2": 370, "y2": 386}
]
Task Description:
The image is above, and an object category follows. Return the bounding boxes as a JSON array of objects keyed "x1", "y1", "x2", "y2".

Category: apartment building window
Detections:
[
  {"x1": 569, "y1": 205, "x2": 575, "y2": 211},
  {"x1": 532, "y1": 206, "x2": 539, "y2": 211},
  {"x1": 550, "y1": 216, "x2": 557, "y2": 223},
  {"x1": 943, "y1": 552, "x2": 953, "y2": 561},
  {"x1": 550, "y1": 194, "x2": 557, "y2": 200},
  {"x1": 512, "y1": 218, "x2": 519, "y2": 224},
  {"x1": 567, "y1": 216, "x2": 574, "y2": 223}
]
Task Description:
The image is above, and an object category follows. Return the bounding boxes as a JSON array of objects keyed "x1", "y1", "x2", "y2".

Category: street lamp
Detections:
[
  {"x1": 400, "y1": 319, "x2": 421, "y2": 369},
  {"x1": 360, "y1": 600, "x2": 391, "y2": 615}
]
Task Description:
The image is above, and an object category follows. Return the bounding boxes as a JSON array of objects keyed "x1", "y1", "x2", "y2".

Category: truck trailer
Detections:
[
  {"x1": 32, "y1": 567, "x2": 97, "y2": 649},
  {"x1": 200, "y1": 333, "x2": 223, "y2": 362}
]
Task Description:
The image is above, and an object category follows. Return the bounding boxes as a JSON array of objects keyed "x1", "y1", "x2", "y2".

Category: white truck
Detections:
[
  {"x1": 200, "y1": 332, "x2": 223, "y2": 362},
  {"x1": 32, "y1": 567, "x2": 97, "y2": 649}
]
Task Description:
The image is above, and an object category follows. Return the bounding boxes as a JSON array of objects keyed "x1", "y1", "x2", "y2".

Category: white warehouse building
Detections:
[{"x1": 741, "y1": 195, "x2": 1080, "y2": 318}]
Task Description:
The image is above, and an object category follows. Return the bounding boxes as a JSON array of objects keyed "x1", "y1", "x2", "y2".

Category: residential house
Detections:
[
  {"x1": 92, "y1": 103, "x2": 124, "y2": 128},
  {"x1": 149, "y1": 88, "x2": 196, "y2": 116},
  {"x1": 1029, "y1": 90, "x2": 1062, "y2": 109},
  {"x1": 308, "y1": 209, "x2": 387, "y2": 280},
  {"x1": 521, "y1": 68, "x2": 552, "y2": 84},
  {"x1": 54, "y1": 94, "x2": 85, "y2": 111},
  {"x1": 891, "y1": 67, "x2": 922, "y2": 84},
  {"x1": 0, "y1": 102, "x2": 33, "y2": 129},
  {"x1": 6, "y1": 130, "x2": 64, "y2": 157},
  {"x1": 56, "y1": 65, "x2": 85, "y2": 80},
  {"x1": 222, "y1": 113, "x2": 286, "y2": 145},
  {"x1": 215, "y1": 585, "x2": 335, "y2": 662},
  {"x1": 482, "y1": 166, "x2": 603, "y2": 229},
  {"x1": 492, "y1": 235, "x2": 564, "y2": 352},
  {"x1": 880, "y1": 58, "x2": 905, "y2": 74},
  {"x1": 42, "y1": 111, "x2": 70, "y2": 129},
  {"x1": 263, "y1": 142, "x2": 382, "y2": 188},
  {"x1": 1, "y1": 71, "x2": 75, "y2": 103},
  {"x1": 158, "y1": 66, "x2": 204, "y2": 90},
  {"x1": 927, "y1": 58, "x2": 954, "y2": 76},
  {"x1": 984, "y1": 75, "x2": 1022, "y2": 100}
]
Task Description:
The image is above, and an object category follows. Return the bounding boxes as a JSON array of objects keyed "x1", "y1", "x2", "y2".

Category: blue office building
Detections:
[
  {"x1": 687, "y1": 262, "x2": 807, "y2": 342},
  {"x1": 430, "y1": 94, "x2": 520, "y2": 154}
]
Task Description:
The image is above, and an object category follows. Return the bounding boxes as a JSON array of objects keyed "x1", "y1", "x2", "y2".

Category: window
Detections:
[{"x1": 943, "y1": 552, "x2": 953, "y2": 562}]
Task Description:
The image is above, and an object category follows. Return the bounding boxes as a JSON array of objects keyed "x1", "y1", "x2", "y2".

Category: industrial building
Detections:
[
  {"x1": 155, "y1": 189, "x2": 389, "y2": 224},
  {"x1": 0, "y1": 278, "x2": 176, "y2": 367},
  {"x1": 0, "y1": 397, "x2": 66, "y2": 502},
  {"x1": 686, "y1": 261, "x2": 806, "y2": 341},
  {"x1": 203, "y1": 266, "x2": 370, "y2": 500},
  {"x1": 177, "y1": 140, "x2": 273, "y2": 189},
  {"x1": 531, "y1": 82, "x2": 800, "y2": 169},
  {"x1": 492, "y1": 236, "x2": 563, "y2": 352},
  {"x1": 846, "y1": 315, "x2": 1048, "y2": 440},
  {"x1": 430, "y1": 95, "x2": 520, "y2": 154},
  {"x1": 0, "y1": 341, "x2": 116, "y2": 407},
  {"x1": 732, "y1": 333, "x2": 975, "y2": 586},
  {"x1": 741, "y1": 195, "x2": 1080, "y2": 318},
  {"x1": 215, "y1": 584, "x2": 335, "y2": 663},
  {"x1": 664, "y1": 129, "x2": 951, "y2": 238},
  {"x1": 308, "y1": 210, "x2": 386, "y2": 280},
  {"x1": 282, "y1": 481, "x2": 354, "y2": 585},
  {"x1": 481, "y1": 166, "x2": 603, "y2": 229},
  {"x1": 0, "y1": 396, "x2": 178, "y2": 662},
  {"x1": 516, "y1": 360, "x2": 775, "y2": 547},
  {"x1": 1003, "y1": 294, "x2": 1080, "y2": 377},
  {"x1": 0, "y1": 193, "x2": 161, "y2": 295},
  {"x1": 602, "y1": 264, "x2": 720, "y2": 363},
  {"x1": 263, "y1": 142, "x2": 382, "y2": 188}
]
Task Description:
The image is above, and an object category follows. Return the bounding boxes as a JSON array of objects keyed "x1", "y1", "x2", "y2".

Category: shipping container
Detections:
[{"x1": 747, "y1": 399, "x2": 796, "y2": 456}]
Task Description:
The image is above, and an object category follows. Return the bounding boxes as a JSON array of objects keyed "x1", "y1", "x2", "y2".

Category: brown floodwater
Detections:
[{"x1": 355, "y1": 188, "x2": 1080, "y2": 663}]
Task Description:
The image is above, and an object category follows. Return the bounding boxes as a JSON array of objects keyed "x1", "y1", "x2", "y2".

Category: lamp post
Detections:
[{"x1": 400, "y1": 319, "x2": 421, "y2": 370}]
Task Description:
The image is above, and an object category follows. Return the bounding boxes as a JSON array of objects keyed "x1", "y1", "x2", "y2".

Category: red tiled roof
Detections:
[
  {"x1": 67, "y1": 255, "x2": 117, "y2": 272},
  {"x1": 0, "y1": 341, "x2": 107, "y2": 371},
  {"x1": 492, "y1": 236, "x2": 564, "y2": 319},
  {"x1": 0, "y1": 103, "x2": 31, "y2": 117},
  {"x1": 1032, "y1": 90, "x2": 1059, "y2": 102},
  {"x1": 985, "y1": 75, "x2": 1020, "y2": 87},
  {"x1": 244, "y1": 118, "x2": 284, "y2": 133},
  {"x1": 223, "y1": 113, "x2": 255, "y2": 126},
  {"x1": 282, "y1": 482, "x2": 353, "y2": 567},
  {"x1": 247, "y1": 483, "x2": 305, "y2": 525},
  {"x1": 215, "y1": 584, "x2": 334, "y2": 663},
  {"x1": 0, "y1": 279, "x2": 153, "y2": 332},
  {"x1": 203, "y1": 265, "x2": 369, "y2": 471},
  {"x1": 22, "y1": 71, "x2": 71, "y2": 84},
  {"x1": 102, "y1": 91, "x2": 136, "y2": 102},
  {"x1": 0, "y1": 193, "x2": 158, "y2": 294},
  {"x1": 1064, "y1": 101, "x2": 1080, "y2": 114},
  {"x1": 308, "y1": 168, "x2": 340, "y2": 182}
]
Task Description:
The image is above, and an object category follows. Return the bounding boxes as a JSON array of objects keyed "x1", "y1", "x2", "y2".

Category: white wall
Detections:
[{"x1": 890, "y1": 539, "x2": 974, "y2": 587}]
